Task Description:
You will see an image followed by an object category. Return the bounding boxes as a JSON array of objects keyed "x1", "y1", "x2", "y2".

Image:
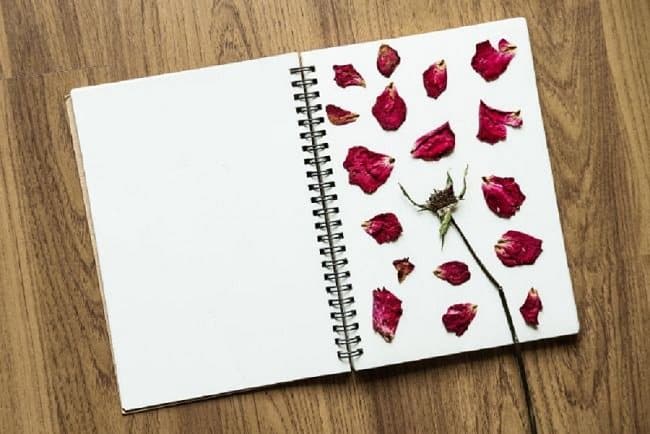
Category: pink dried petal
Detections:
[
  {"x1": 481, "y1": 175, "x2": 526, "y2": 218},
  {"x1": 411, "y1": 122, "x2": 455, "y2": 161},
  {"x1": 422, "y1": 60, "x2": 447, "y2": 99},
  {"x1": 377, "y1": 44, "x2": 401, "y2": 78},
  {"x1": 333, "y1": 64, "x2": 366, "y2": 88},
  {"x1": 326, "y1": 104, "x2": 359, "y2": 125},
  {"x1": 520, "y1": 288, "x2": 543, "y2": 326},
  {"x1": 362, "y1": 213, "x2": 403, "y2": 244},
  {"x1": 372, "y1": 287, "x2": 403, "y2": 342},
  {"x1": 442, "y1": 303, "x2": 477, "y2": 336},
  {"x1": 343, "y1": 146, "x2": 395, "y2": 194},
  {"x1": 434, "y1": 261, "x2": 471, "y2": 285},
  {"x1": 477, "y1": 100, "x2": 522, "y2": 144},
  {"x1": 372, "y1": 83, "x2": 407, "y2": 131},
  {"x1": 495, "y1": 230, "x2": 543, "y2": 267},
  {"x1": 392, "y1": 258, "x2": 415, "y2": 283},
  {"x1": 471, "y1": 38, "x2": 516, "y2": 81}
]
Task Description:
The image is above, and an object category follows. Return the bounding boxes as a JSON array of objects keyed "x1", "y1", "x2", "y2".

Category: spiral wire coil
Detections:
[{"x1": 290, "y1": 65, "x2": 363, "y2": 363}]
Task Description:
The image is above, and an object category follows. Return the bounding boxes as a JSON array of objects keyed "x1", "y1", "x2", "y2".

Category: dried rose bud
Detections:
[
  {"x1": 372, "y1": 287, "x2": 403, "y2": 342},
  {"x1": 481, "y1": 175, "x2": 526, "y2": 218},
  {"x1": 372, "y1": 83, "x2": 407, "y2": 131},
  {"x1": 442, "y1": 303, "x2": 477, "y2": 336},
  {"x1": 343, "y1": 146, "x2": 395, "y2": 194},
  {"x1": 326, "y1": 104, "x2": 359, "y2": 125},
  {"x1": 495, "y1": 230, "x2": 543, "y2": 267},
  {"x1": 392, "y1": 258, "x2": 415, "y2": 283},
  {"x1": 434, "y1": 261, "x2": 471, "y2": 285},
  {"x1": 471, "y1": 38, "x2": 516, "y2": 81},
  {"x1": 422, "y1": 60, "x2": 447, "y2": 99},
  {"x1": 362, "y1": 212, "x2": 403, "y2": 244},
  {"x1": 411, "y1": 122, "x2": 455, "y2": 161},
  {"x1": 477, "y1": 100, "x2": 522, "y2": 144},
  {"x1": 377, "y1": 44, "x2": 401, "y2": 77},
  {"x1": 520, "y1": 288, "x2": 543, "y2": 326},
  {"x1": 333, "y1": 64, "x2": 366, "y2": 88}
]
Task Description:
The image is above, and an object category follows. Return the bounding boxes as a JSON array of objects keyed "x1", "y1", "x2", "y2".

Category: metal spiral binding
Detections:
[{"x1": 290, "y1": 64, "x2": 363, "y2": 364}]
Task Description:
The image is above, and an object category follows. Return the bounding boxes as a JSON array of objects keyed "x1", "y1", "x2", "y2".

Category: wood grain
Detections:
[{"x1": 0, "y1": 1, "x2": 648, "y2": 433}]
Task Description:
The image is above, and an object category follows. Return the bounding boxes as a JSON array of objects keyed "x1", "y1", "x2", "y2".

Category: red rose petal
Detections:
[
  {"x1": 495, "y1": 230, "x2": 543, "y2": 266},
  {"x1": 422, "y1": 60, "x2": 447, "y2": 99},
  {"x1": 377, "y1": 44, "x2": 401, "y2": 78},
  {"x1": 411, "y1": 122, "x2": 455, "y2": 161},
  {"x1": 392, "y1": 258, "x2": 415, "y2": 283},
  {"x1": 326, "y1": 104, "x2": 359, "y2": 126},
  {"x1": 471, "y1": 38, "x2": 516, "y2": 81},
  {"x1": 362, "y1": 212, "x2": 403, "y2": 244},
  {"x1": 442, "y1": 303, "x2": 477, "y2": 336},
  {"x1": 477, "y1": 100, "x2": 523, "y2": 144},
  {"x1": 372, "y1": 83, "x2": 407, "y2": 131},
  {"x1": 434, "y1": 261, "x2": 471, "y2": 285},
  {"x1": 333, "y1": 64, "x2": 366, "y2": 88},
  {"x1": 372, "y1": 287, "x2": 403, "y2": 342},
  {"x1": 481, "y1": 175, "x2": 526, "y2": 218},
  {"x1": 520, "y1": 288, "x2": 543, "y2": 326},
  {"x1": 343, "y1": 146, "x2": 395, "y2": 194}
]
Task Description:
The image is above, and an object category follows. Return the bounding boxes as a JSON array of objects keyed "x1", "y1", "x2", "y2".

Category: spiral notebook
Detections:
[{"x1": 66, "y1": 17, "x2": 579, "y2": 412}]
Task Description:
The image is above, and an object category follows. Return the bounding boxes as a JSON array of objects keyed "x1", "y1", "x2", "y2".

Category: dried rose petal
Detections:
[
  {"x1": 333, "y1": 64, "x2": 366, "y2": 88},
  {"x1": 471, "y1": 38, "x2": 516, "y2": 81},
  {"x1": 362, "y1": 213, "x2": 403, "y2": 244},
  {"x1": 434, "y1": 261, "x2": 471, "y2": 285},
  {"x1": 372, "y1": 287, "x2": 403, "y2": 342},
  {"x1": 377, "y1": 44, "x2": 401, "y2": 78},
  {"x1": 442, "y1": 303, "x2": 477, "y2": 336},
  {"x1": 422, "y1": 60, "x2": 447, "y2": 99},
  {"x1": 495, "y1": 230, "x2": 543, "y2": 266},
  {"x1": 481, "y1": 175, "x2": 526, "y2": 218},
  {"x1": 520, "y1": 288, "x2": 543, "y2": 326},
  {"x1": 411, "y1": 122, "x2": 455, "y2": 161},
  {"x1": 392, "y1": 258, "x2": 415, "y2": 283},
  {"x1": 477, "y1": 100, "x2": 523, "y2": 144},
  {"x1": 372, "y1": 83, "x2": 407, "y2": 131},
  {"x1": 343, "y1": 146, "x2": 395, "y2": 194},
  {"x1": 326, "y1": 104, "x2": 359, "y2": 125}
]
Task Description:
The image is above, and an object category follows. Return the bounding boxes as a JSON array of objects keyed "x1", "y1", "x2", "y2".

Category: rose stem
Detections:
[{"x1": 450, "y1": 216, "x2": 537, "y2": 434}]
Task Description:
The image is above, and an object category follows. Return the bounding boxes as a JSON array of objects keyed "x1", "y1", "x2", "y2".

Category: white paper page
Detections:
[
  {"x1": 301, "y1": 18, "x2": 579, "y2": 371},
  {"x1": 71, "y1": 53, "x2": 348, "y2": 411}
]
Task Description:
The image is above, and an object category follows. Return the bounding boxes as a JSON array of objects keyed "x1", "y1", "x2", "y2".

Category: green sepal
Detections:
[{"x1": 439, "y1": 210, "x2": 452, "y2": 246}]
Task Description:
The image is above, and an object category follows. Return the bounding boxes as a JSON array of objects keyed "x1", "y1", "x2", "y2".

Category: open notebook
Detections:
[{"x1": 67, "y1": 17, "x2": 578, "y2": 412}]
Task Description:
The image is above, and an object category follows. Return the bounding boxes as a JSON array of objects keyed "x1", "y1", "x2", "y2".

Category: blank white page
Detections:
[
  {"x1": 302, "y1": 18, "x2": 579, "y2": 371},
  {"x1": 70, "y1": 53, "x2": 347, "y2": 411}
]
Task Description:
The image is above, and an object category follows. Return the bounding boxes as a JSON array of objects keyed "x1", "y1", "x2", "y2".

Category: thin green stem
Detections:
[{"x1": 451, "y1": 217, "x2": 537, "y2": 434}]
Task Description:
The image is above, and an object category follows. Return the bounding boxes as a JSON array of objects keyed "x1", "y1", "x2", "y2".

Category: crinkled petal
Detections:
[
  {"x1": 442, "y1": 303, "x2": 477, "y2": 336},
  {"x1": 333, "y1": 64, "x2": 366, "y2": 88},
  {"x1": 377, "y1": 44, "x2": 401, "y2": 78},
  {"x1": 495, "y1": 230, "x2": 543, "y2": 266},
  {"x1": 343, "y1": 146, "x2": 395, "y2": 194},
  {"x1": 362, "y1": 213, "x2": 403, "y2": 244},
  {"x1": 481, "y1": 175, "x2": 526, "y2": 217},
  {"x1": 411, "y1": 122, "x2": 455, "y2": 161},
  {"x1": 392, "y1": 258, "x2": 415, "y2": 283},
  {"x1": 422, "y1": 60, "x2": 447, "y2": 99},
  {"x1": 326, "y1": 104, "x2": 359, "y2": 125},
  {"x1": 372, "y1": 83, "x2": 407, "y2": 131},
  {"x1": 434, "y1": 261, "x2": 471, "y2": 285},
  {"x1": 471, "y1": 38, "x2": 516, "y2": 81},
  {"x1": 372, "y1": 287, "x2": 403, "y2": 342},
  {"x1": 520, "y1": 288, "x2": 543, "y2": 326},
  {"x1": 477, "y1": 100, "x2": 522, "y2": 144}
]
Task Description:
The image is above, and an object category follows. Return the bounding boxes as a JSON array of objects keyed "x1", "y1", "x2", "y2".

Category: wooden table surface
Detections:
[{"x1": 0, "y1": 1, "x2": 648, "y2": 433}]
